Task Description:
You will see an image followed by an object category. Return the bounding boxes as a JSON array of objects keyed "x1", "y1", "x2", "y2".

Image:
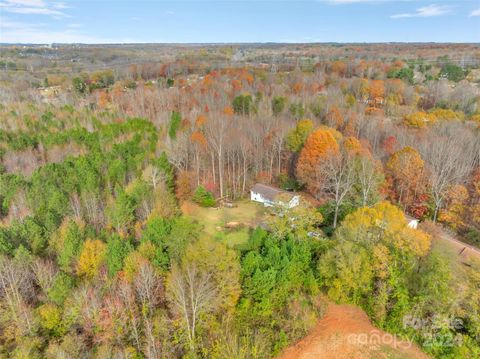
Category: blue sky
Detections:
[{"x1": 0, "y1": 0, "x2": 479, "y2": 43}]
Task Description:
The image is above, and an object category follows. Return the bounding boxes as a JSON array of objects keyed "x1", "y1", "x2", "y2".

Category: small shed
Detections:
[{"x1": 250, "y1": 183, "x2": 300, "y2": 209}]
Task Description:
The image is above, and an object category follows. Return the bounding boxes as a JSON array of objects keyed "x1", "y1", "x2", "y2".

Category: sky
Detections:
[{"x1": 0, "y1": 0, "x2": 479, "y2": 44}]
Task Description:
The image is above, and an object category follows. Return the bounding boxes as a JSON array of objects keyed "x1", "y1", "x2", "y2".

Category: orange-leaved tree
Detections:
[
  {"x1": 386, "y1": 146, "x2": 429, "y2": 217},
  {"x1": 296, "y1": 127, "x2": 340, "y2": 195},
  {"x1": 439, "y1": 184, "x2": 469, "y2": 230}
]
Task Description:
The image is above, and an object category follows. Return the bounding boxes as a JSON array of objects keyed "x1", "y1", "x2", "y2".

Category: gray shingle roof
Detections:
[{"x1": 251, "y1": 183, "x2": 293, "y2": 202}]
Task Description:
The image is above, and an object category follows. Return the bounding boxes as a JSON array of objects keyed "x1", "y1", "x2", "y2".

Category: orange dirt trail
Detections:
[{"x1": 277, "y1": 304, "x2": 430, "y2": 359}]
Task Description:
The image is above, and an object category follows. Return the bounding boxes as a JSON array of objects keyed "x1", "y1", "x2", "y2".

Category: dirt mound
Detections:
[{"x1": 278, "y1": 304, "x2": 430, "y2": 359}]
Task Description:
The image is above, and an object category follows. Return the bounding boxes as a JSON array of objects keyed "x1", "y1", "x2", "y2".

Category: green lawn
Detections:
[
  {"x1": 215, "y1": 227, "x2": 251, "y2": 248},
  {"x1": 181, "y1": 199, "x2": 267, "y2": 246}
]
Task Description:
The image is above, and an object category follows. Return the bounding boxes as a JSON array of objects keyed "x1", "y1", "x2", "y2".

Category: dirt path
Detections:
[{"x1": 277, "y1": 304, "x2": 430, "y2": 359}]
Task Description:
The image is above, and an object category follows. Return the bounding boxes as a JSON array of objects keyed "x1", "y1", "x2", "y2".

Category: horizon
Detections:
[
  {"x1": 1, "y1": 0, "x2": 479, "y2": 44},
  {"x1": 2, "y1": 41, "x2": 480, "y2": 45}
]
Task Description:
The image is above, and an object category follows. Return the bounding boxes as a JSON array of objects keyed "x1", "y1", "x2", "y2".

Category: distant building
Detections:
[
  {"x1": 250, "y1": 183, "x2": 300, "y2": 209},
  {"x1": 407, "y1": 219, "x2": 419, "y2": 229}
]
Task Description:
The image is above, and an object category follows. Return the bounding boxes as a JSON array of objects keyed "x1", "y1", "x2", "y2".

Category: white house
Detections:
[
  {"x1": 407, "y1": 219, "x2": 419, "y2": 229},
  {"x1": 405, "y1": 214, "x2": 419, "y2": 229},
  {"x1": 250, "y1": 183, "x2": 300, "y2": 209}
]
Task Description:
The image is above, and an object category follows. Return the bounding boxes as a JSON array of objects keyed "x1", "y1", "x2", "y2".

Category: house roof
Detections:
[{"x1": 251, "y1": 183, "x2": 295, "y2": 202}]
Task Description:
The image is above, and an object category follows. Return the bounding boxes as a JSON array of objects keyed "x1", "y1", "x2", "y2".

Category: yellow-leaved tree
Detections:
[
  {"x1": 337, "y1": 201, "x2": 431, "y2": 257},
  {"x1": 318, "y1": 201, "x2": 431, "y2": 318},
  {"x1": 77, "y1": 239, "x2": 107, "y2": 279}
]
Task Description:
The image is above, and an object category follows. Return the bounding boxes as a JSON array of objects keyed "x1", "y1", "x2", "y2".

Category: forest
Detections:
[{"x1": 0, "y1": 43, "x2": 479, "y2": 358}]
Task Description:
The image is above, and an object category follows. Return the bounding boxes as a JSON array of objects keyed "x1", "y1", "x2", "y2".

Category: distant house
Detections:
[
  {"x1": 407, "y1": 219, "x2": 419, "y2": 229},
  {"x1": 405, "y1": 214, "x2": 419, "y2": 229},
  {"x1": 250, "y1": 183, "x2": 300, "y2": 208}
]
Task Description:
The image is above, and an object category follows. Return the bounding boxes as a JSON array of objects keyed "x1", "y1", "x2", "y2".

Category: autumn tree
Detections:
[
  {"x1": 285, "y1": 119, "x2": 314, "y2": 153},
  {"x1": 467, "y1": 168, "x2": 480, "y2": 228},
  {"x1": 77, "y1": 239, "x2": 107, "y2": 279},
  {"x1": 386, "y1": 146, "x2": 429, "y2": 217},
  {"x1": 296, "y1": 128, "x2": 339, "y2": 195},
  {"x1": 438, "y1": 185, "x2": 469, "y2": 230},
  {"x1": 404, "y1": 111, "x2": 436, "y2": 128},
  {"x1": 369, "y1": 80, "x2": 384, "y2": 102},
  {"x1": 326, "y1": 106, "x2": 344, "y2": 130},
  {"x1": 319, "y1": 202, "x2": 431, "y2": 319}
]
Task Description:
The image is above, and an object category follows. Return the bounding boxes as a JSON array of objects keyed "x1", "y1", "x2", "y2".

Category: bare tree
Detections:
[
  {"x1": 31, "y1": 258, "x2": 57, "y2": 299},
  {"x1": 135, "y1": 262, "x2": 163, "y2": 359},
  {"x1": 316, "y1": 149, "x2": 356, "y2": 228},
  {"x1": 356, "y1": 155, "x2": 383, "y2": 207},
  {"x1": 142, "y1": 164, "x2": 165, "y2": 190},
  {"x1": 166, "y1": 262, "x2": 217, "y2": 352},
  {"x1": 205, "y1": 112, "x2": 231, "y2": 198},
  {"x1": 116, "y1": 279, "x2": 142, "y2": 353},
  {"x1": 0, "y1": 256, "x2": 35, "y2": 334},
  {"x1": 419, "y1": 123, "x2": 476, "y2": 221}
]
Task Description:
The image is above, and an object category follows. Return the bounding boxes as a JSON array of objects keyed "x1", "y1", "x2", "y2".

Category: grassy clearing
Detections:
[
  {"x1": 181, "y1": 200, "x2": 267, "y2": 245},
  {"x1": 215, "y1": 227, "x2": 251, "y2": 248},
  {"x1": 430, "y1": 236, "x2": 466, "y2": 278},
  {"x1": 423, "y1": 223, "x2": 480, "y2": 287}
]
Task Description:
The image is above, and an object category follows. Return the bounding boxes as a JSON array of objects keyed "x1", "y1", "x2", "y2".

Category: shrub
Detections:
[
  {"x1": 440, "y1": 64, "x2": 466, "y2": 82},
  {"x1": 464, "y1": 229, "x2": 480, "y2": 247},
  {"x1": 272, "y1": 96, "x2": 286, "y2": 116},
  {"x1": 192, "y1": 185, "x2": 216, "y2": 207},
  {"x1": 277, "y1": 173, "x2": 302, "y2": 191}
]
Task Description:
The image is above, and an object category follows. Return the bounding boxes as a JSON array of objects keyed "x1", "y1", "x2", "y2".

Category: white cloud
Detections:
[
  {"x1": 4, "y1": 0, "x2": 46, "y2": 7},
  {"x1": 391, "y1": 4, "x2": 451, "y2": 18},
  {"x1": 0, "y1": 15, "x2": 141, "y2": 43},
  {"x1": 470, "y1": 8, "x2": 480, "y2": 17},
  {"x1": 0, "y1": 16, "x2": 42, "y2": 29},
  {"x1": 0, "y1": 0, "x2": 68, "y2": 17},
  {"x1": 52, "y1": 2, "x2": 68, "y2": 9},
  {"x1": 0, "y1": 16, "x2": 115, "y2": 43},
  {"x1": 4, "y1": 6, "x2": 65, "y2": 15}
]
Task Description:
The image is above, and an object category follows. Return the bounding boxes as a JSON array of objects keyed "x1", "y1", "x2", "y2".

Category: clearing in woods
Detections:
[{"x1": 181, "y1": 200, "x2": 267, "y2": 246}]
